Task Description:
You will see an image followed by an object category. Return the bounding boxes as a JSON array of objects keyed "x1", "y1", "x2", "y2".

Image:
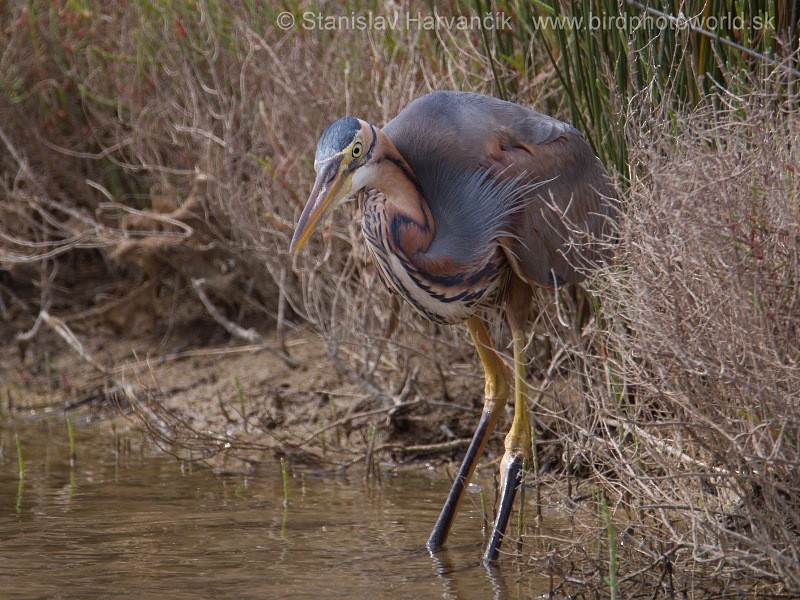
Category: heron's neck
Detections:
[{"x1": 371, "y1": 138, "x2": 434, "y2": 255}]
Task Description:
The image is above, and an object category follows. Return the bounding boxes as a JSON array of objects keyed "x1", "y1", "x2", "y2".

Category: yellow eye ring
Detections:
[{"x1": 352, "y1": 141, "x2": 363, "y2": 158}]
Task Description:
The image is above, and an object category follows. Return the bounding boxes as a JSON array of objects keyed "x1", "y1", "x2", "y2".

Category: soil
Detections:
[{"x1": 0, "y1": 273, "x2": 492, "y2": 476}]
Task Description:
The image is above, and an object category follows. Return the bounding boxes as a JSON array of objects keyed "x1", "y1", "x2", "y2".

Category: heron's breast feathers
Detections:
[{"x1": 360, "y1": 188, "x2": 508, "y2": 324}]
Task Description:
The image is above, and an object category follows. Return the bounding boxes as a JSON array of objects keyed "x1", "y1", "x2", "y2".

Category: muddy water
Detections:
[{"x1": 1, "y1": 418, "x2": 556, "y2": 599}]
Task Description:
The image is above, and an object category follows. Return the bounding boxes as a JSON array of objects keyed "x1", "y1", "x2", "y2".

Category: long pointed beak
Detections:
[{"x1": 290, "y1": 156, "x2": 347, "y2": 253}]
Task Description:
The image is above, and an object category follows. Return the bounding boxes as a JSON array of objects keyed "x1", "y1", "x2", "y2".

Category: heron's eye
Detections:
[{"x1": 352, "y1": 141, "x2": 363, "y2": 159}]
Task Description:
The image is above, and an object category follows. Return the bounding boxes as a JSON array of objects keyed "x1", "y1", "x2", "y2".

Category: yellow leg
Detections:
[
  {"x1": 427, "y1": 316, "x2": 509, "y2": 553},
  {"x1": 506, "y1": 328, "x2": 532, "y2": 465}
]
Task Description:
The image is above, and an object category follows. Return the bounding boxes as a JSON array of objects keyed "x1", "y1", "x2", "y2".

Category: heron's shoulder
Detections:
[{"x1": 385, "y1": 91, "x2": 578, "y2": 146}]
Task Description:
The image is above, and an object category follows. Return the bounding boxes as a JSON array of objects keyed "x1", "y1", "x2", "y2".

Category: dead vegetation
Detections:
[
  {"x1": 593, "y1": 95, "x2": 800, "y2": 589},
  {"x1": 1, "y1": 1, "x2": 799, "y2": 596}
]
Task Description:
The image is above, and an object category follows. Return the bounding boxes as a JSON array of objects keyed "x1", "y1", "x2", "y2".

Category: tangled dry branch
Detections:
[{"x1": 1, "y1": 3, "x2": 798, "y2": 594}]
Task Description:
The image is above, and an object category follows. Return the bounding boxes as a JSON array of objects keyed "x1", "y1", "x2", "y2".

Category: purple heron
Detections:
[{"x1": 290, "y1": 91, "x2": 618, "y2": 562}]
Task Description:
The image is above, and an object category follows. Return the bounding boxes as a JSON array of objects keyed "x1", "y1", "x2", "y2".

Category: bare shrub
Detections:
[{"x1": 582, "y1": 85, "x2": 800, "y2": 589}]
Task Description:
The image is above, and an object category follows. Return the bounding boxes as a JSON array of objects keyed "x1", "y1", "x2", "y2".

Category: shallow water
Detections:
[{"x1": 1, "y1": 418, "x2": 556, "y2": 599}]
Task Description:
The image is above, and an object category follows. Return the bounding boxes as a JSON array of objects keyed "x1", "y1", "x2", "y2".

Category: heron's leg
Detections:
[
  {"x1": 427, "y1": 316, "x2": 509, "y2": 553},
  {"x1": 484, "y1": 277, "x2": 533, "y2": 563}
]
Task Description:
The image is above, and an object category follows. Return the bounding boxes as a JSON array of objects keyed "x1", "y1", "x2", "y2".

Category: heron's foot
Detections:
[
  {"x1": 483, "y1": 451, "x2": 526, "y2": 563},
  {"x1": 483, "y1": 406, "x2": 532, "y2": 563}
]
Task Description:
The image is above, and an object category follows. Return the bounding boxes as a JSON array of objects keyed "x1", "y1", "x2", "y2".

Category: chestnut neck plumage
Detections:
[
  {"x1": 368, "y1": 131, "x2": 435, "y2": 257},
  {"x1": 358, "y1": 127, "x2": 508, "y2": 324}
]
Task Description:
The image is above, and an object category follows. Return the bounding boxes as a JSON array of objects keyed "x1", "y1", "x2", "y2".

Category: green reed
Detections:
[
  {"x1": 15, "y1": 433, "x2": 25, "y2": 478},
  {"x1": 477, "y1": 0, "x2": 797, "y2": 178},
  {"x1": 280, "y1": 457, "x2": 290, "y2": 507},
  {"x1": 67, "y1": 415, "x2": 77, "y2": 467},
  {"x1": 599, "y1": 490, "x2": 619, "y2": 599}
]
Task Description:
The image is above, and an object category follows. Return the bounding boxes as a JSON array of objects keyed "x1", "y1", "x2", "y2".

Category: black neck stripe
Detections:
[
  {"x1": 385, "y1": 154, "x2": 423, "y2": 197},
  {"x1": 365, "y1": 124, "x2": 378, "y2": 161}
]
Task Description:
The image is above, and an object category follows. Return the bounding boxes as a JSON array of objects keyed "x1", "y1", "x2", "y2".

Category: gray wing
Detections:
[
  {"x1": 384, "y1": 91, "x2": 619, "y2": 286},
  {"x1": 384, "y1": 90, "x2": 573, "y2": 175}
]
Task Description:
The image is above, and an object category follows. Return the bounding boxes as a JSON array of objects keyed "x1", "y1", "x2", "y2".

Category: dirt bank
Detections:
[{"x1": 0, "y1": 276, "x2": 501, "y2": 477}]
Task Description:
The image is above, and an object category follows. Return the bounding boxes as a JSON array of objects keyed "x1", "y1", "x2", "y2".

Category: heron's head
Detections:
[{"x1": 290, "y1": 117, "x2": 379, "y2": 252}]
